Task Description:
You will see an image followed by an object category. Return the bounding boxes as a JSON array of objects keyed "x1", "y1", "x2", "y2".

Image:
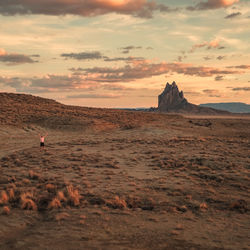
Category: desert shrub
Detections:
[
  {"x1": 230, "y1": 200, "x2": 248, "y2": 213},
  {"x1": 57, "y1": 191, "x2": 67, "y2": 202},
  {"x1": 2, "y1": 206, "x2": 10, "y2": 215},
  {"x1": 28, "y1": 170, "x2": 40, "y2": 180},
  {"x1": 48, "y1": 197, "x2": 62, "y2": 209},
  {"x1": 46, "y1": 184, "x2": 56, "y2": 192},
  {"x1": 8, "y1": 188, "x2": 15, "y2": 201},
  {"x1": 199, "y1": 202, "x2": 208, "y2": 211},
  {"x1": 107, "y1": 196, "x2": 127, "y2": 209},
  {"x1": 126, "y1": 196, "x2": 155, "y2": 210},
  {"x1": 66, "y1": 185, "x2": 80, "y2": 206},
  {"x1": 55, "y1": 212, "x2": 70, "y2": 221},
  {"x1": 20, "y1": 192, "x2": 37, "y2": 210},
  {"x1": 0, "y1": 191, "x2": 9, "y2": 205}
]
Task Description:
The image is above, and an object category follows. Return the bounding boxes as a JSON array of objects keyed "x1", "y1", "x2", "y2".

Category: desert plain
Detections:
[{"x1": 0, "y1": 93, "x2": 249, "y2": 250}]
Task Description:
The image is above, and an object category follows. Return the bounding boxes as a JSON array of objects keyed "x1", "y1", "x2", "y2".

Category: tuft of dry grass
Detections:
[
  {"x1": 79, "y1": 214, "x2": 86, "y2": 225},
  {"x1": 23, "y1": 178, "x2": 31, "y2": 184},
  {"x1": 200, "y1": 202, "x2": 208, "y2": 211},
  {"x1": 171, "y1": 230, "x2": 180, "y2": 236},
  {"x1": 57, "y1": 191, "x2": 67, "y2": 202},
  {"x1": 175, "y1": 224, "x2": 184, "y2": 230},
  {"x1": 66, "y1": 185, "x2": 81, "y2": 206},
  {"x1": 8, "y1": 188, "x2": 15, "y2": 201},
  {"x1": 0, "y1": 191, "x2": 9, "y2": 205},
  {"x1": 108, "y1": 196, "x2": 127, "y2": 209},
  {"x1": 20, "y1": 192, "x2": 37, "y2": 211},
  {"x1": 55, "y1": 212, "x2": 70, "y2": 222},
  {"x1": 46, "y1": 184, "x2": 55, "y2": 192},
  {"x1": 2, "y1": 206, "x2": 10, "y2": 215},
  {"x1": 48, "y1": 197, "x2": 62, "y2": 209},
  {"x1": 29, "y1": 170, "x2": 40, "y2": 180},
  {"x1": 230, "y1": 200, "x2": 248, "y2": 213}
]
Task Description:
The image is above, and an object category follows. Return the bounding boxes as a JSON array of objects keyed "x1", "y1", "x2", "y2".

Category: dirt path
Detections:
[{"x1": 0, "y1": 123, "x2": 249, "y2": 250}]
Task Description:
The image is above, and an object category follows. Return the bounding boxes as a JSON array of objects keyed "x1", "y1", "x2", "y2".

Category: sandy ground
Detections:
[{"x1": 0, "y1": 114, "x2": 249, "y2": 250}]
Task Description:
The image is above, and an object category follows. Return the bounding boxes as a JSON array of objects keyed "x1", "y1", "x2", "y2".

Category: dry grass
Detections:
[
  {"x1": 57, "y1": 191, "x2": 67, "y2": 202},
  {"x1": 8, "y1": 188, "x2": 15, "y2": 201},
  {"x1": 2, "y1": 206, "x2": 10, "y2": 215},
  {"x1": 29, "y1": 170, "x2": 41, "y2": 180},
  {"x1": 48, "y1": 197, "x2": 62, "y2": 209},
  {"x1": 66, "y1": 185, "x2": 81, "y2": 206},
  {"x1": 55, "y1": 212, "x2": 70, "y2": 222},
  {"x1": 0, "y1": 191, "x2": 9, "y2": 205},
  {"x1": 107, "y1": 196, "x2": 127, "y2": 209},
  {"x1": 23, "y1": 178, "x2": 31, "y2": 184},
  {"x1": 46, "y1": 184, "x2": 56, "y2": 192},
  {"x1": 200, "y1": 202, "x2": 208, "y2": 211},
  {"x1": 20, "y1": 192, "x2": 37, "y2": 211}
]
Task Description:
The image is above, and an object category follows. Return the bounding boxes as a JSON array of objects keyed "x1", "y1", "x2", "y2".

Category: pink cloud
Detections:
[
  {"x1": 187, "y1": 0, "x2": 239, "y2": 10},
  {"x1": 190, "y1": 39, "x2": 223, "y2": 53},
  {"x1": 70, "y1": 59, "x2": 243, "y2": 82},
  {"x1": 0, "y1": 60, "x2": 246, "y2": 94},
  {"x1": 0, "y1": 0, "x2": 173, "y2": 18}
]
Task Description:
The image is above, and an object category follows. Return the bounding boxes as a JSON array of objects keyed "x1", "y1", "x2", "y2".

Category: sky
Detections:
[{"x1": 0, "y1": 0, "x2": 249, "y2": 108}]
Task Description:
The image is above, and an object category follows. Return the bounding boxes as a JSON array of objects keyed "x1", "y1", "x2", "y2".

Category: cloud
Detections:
[
  {"x1": 0, "y1": 74, "x2": 132, "y2": 94},
  {"x1": 187, "y1": 0, "x2": 239, "y2": 11},
  {"x1": 217, "y1": 55, "x2": 226, "y2": 60},
  {"x1": 0, "y1": 48, "x2": 38, "y2": 65},
  {"x1": 227, "y1": 65, "x2": 250, "y2": 69},
  {"x1": 231, "y1": 87, "x2": 250, "y2": 91},
  {"x1": 69, "y1": 59, "x2": 243, "y2": 83},
  {"x1": 103, "y1": 56, "x2": 144, "y2": 62},
  {"x1": 61, "y1": 51, "x2": 103, "y2": 60},
  {"x1": 31, "y1": 54, "x2": 40, "y2": 58},
  {"x1": 189, "y1": 39, "x2": 224, "y2": 53},
  {"x1": 203, "y1": 56, "x2": 213, "y2": 60},
  {"x1": 102, "y1": 84, "x2": 133, "y2": 91},
  {"x1": 0, "y1": 74, "x2": 100, "y2": 93},
  {"x1": 214, "y1": 75, "x2": 224, "y2": 81},
  {"x1": 119, "y1": 46, "x2": 143, "y2": 54},
  {"x1": 203, "y1": 89, "x2": 221, "y2": 97},
  {"x1": 67, "y1": 93, "x2": 121, "y2": 99},
  {"x1": 61, "y1": 51, "x2": 144, "y2": 62},
  {"x1": 225, "y1": 12, "x2": 241, "y2": 19},
  {"x1": 0, "y1": 0, "x2": 174, "y2": 19},
  {"x1": 185, "y1": 91, "x2": 202, "y2": 97}
]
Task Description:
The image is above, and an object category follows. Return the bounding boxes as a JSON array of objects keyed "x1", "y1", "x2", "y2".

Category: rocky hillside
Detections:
[{"x1": 0, "y1": 92, "x2": 177, "y2": 130}]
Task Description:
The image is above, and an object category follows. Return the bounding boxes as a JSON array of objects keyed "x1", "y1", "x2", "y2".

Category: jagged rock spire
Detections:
[{"x1": 158, "y1": 81, "x2": 187, "y2": 112}]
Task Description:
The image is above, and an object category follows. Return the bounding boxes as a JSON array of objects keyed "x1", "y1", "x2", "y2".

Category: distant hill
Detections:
[
  {"x1": 0, "y1": 92, "x2": 179, "y2": 131},
  {"x1": 200, "y1": 103, "x2": 250, "y2": 113}
]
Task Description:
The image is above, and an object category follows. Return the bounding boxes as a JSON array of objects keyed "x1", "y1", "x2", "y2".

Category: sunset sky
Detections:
[{"x1": 0, "y1": 0, "x2": 249, "y2": 108}]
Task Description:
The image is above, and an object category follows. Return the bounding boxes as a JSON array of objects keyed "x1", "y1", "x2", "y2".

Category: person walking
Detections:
[{"x1": 39, "y1": 132, "x2": 48, "y2": 150}]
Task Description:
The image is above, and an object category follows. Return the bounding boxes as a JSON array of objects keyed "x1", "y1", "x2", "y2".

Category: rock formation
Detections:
[
  {"x1": 157, "y1": 81, "x2": 230, "y2": 114},
  {"x1": 158, "y1": 81, "x2": 188, "y2": 112}
]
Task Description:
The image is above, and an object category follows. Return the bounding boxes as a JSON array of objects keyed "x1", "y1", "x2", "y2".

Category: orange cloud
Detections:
[
  {"x1": 0, "y1": 60, "x2": 245, "y2": 94},
  {"x1": 70, "y1": 59, "x2": 243, "y2": 83}
]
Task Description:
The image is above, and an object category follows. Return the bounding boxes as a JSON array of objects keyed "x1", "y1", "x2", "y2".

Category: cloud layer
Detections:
[
  {"x1": 61, "y1": 51, "x2": 103, "y2": 60},
  {"x1": 187, "y1": 0, "x2": 239, "y2": 11},
  {"x1": 0, "y1": 0, "x2": 174, "y2": 18},
  {"x1": 0, "y1": 49, "x2": 37, "y2": 65},
  {"x1": 70, "y1": 59, "x2": 242, "y2": 83}
]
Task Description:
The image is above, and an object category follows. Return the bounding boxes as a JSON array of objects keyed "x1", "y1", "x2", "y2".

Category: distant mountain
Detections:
[
  {"x1": 200, "y1": 103, "x2": 250, "y2": 113},
  {"x1": 157, "y1": 82, "x2": 229, "y2": 114}
]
